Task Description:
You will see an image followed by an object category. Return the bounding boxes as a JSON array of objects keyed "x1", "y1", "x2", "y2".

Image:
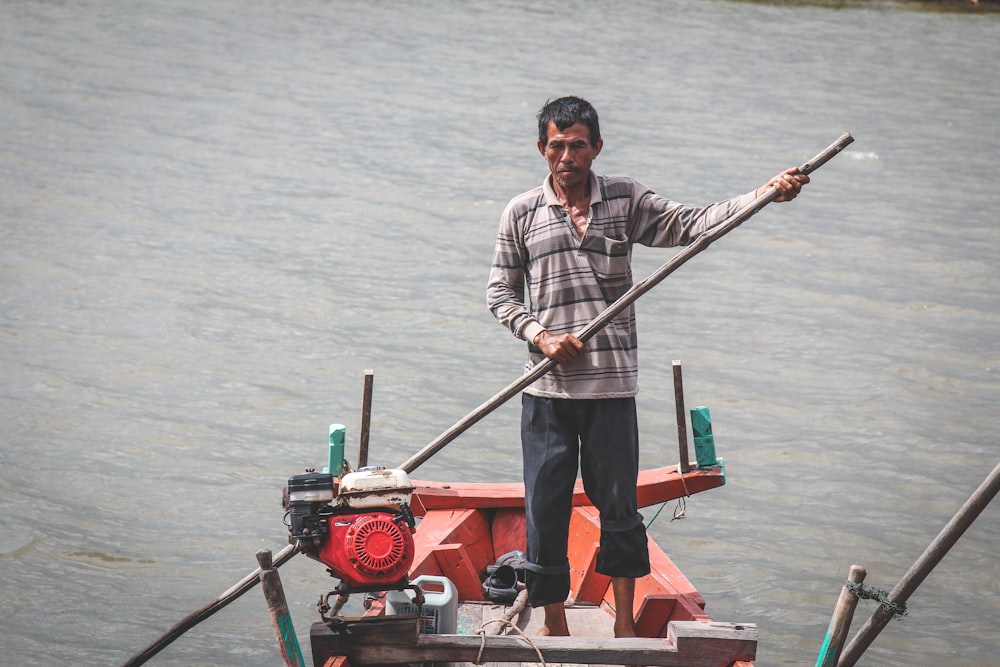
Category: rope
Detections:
[
  {"x1": 474, "y1": 618, "x2": 546, "y2": 666},
  {"x1": 672, "y1": 470, "x2": 691, "y2": 521},
  {"x1": 643, "y1": 496, "x2": 688, "y2": 529},
  {"x1": 644, "y1": 502, "x2": 667, "y2": 528},
  {"x1": 671, "y1": 496, "x2": 687, "y2": 521},
  {"x1": 678, "y1": 470, "x2": 691, "y2": 498},
  {"x1": 645, "y1": 470, "x2": 692, "y2": 528},
  {"x1": 846, "y1": 581, "x2": 908, "y2": 620}
]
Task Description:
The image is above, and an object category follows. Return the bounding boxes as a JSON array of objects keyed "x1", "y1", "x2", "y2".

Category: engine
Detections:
[{"x1": 286, "y1": 467, "x2": 416, "y2": 592}]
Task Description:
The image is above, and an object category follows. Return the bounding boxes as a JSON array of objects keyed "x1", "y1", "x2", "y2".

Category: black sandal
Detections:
[
  {"x1": 485, "y1": 549, "x2": 527, "y2": 581},
  {"x1": 482, "y1": 564, "x2": 519, "y2": 604}
]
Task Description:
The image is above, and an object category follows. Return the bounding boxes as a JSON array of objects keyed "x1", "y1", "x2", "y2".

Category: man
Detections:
[{"x1": 487, "y1": 96, "x2": 808, "y2": 638}]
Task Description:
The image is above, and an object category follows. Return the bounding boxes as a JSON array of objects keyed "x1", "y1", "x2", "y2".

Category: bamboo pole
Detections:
[
  {"x1": 398, "y1": 132, "x2": 854, "y2": 474},
  {"x1": 837, "y1": 460, "x2": 1000, "y2": 666},
  {"x1": 257, "y1": 549, "x2": 306, "y2": 667},
  {"x1": 815, "y1": 564, "x2": 867, "y2": 667}
]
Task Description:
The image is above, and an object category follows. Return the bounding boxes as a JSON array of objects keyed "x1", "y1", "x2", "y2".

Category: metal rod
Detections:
[
  {"x1": 398, "y1": 132, "x2": 854, "y2": 474},
  {"x1": 672, "y1": 361, "x2": 690, "y2": 474},
  {"x1": 358, "y1": 369, "x2": 374, "y2": 469}
]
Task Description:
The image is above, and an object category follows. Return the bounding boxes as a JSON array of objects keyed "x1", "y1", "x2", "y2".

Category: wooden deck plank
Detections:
[
  {"x1": 310, "y1": 614, "x2": 756, "y2": 667},
  {"x1": 467, "y1": 601, "x2": 616, "y2": 639}
]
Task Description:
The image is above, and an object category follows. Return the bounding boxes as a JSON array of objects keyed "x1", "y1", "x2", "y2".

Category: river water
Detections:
[{"x1": 2, "y1": 1, "x2": 998, "y2": 665}]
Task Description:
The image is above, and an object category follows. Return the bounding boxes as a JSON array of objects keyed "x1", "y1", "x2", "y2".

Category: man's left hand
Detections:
[{"x1": 759, "y1": 167, "x2": 810, "y2": 202}]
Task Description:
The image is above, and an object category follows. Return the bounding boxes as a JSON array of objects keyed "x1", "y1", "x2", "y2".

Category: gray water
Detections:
[{"x1": 2, "y1": 1, "x2": 998, "y2": 665}]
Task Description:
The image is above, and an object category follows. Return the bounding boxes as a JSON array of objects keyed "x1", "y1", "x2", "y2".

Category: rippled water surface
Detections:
[{"x1": 2, "y1": 1, "x2": 998, "y2": 665}]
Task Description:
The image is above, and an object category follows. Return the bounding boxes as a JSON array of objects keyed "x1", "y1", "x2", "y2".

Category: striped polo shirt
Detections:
[{"x1": 487, "y1": 171, "x2": 756, "y2": 399}]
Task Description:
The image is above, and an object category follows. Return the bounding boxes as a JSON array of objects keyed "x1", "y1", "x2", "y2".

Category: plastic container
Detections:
[
  {"x1": 385, "y1": 575, "x2": 457, "y2": 635},
  {"x1": 690, "y1": 406, "x2": 718, "y2": 467},
  {"x1": 327, "y1": 423, "x2": 346, "y2": 474}
]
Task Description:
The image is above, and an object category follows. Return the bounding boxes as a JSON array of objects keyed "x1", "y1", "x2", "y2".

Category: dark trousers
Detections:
[{"x1": 520, "y1": 394, "x2": 651, "y2": 608}]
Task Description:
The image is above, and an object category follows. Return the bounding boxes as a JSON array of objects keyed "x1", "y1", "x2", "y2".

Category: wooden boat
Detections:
[
  {"x1": 131, "y1": 137, "x2": 864, "y2": 666},
  {"x1": 299, "y1": 135, "x2": 866, "y2": 667},
  {"x1": 307, "y1": 459, "x2": 757, "y2": 667}
]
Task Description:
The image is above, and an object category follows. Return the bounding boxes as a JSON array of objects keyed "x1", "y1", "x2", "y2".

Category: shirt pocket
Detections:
[{"x1": 588, "y1": 234, "x2": 631, "y2": 281}]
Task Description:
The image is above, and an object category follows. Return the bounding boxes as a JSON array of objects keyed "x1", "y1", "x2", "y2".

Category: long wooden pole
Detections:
[
  {"x1": 121, "y1": 543, "x2": 299, "y2": 667},
  {"x1": 398, "y1": 131, "x2": 854, "y2": 474},
  {"x1": 837, "y1": 460, "x2": 1000, "y2": 667},
  {"x1": 124, "y1": 369, "x2": 372, "y2": 665}
]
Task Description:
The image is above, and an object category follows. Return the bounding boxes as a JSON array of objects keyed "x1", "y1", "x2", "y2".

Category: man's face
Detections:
[{"x1": 538, "y1": 121, "x2": 603, "y2": 193}]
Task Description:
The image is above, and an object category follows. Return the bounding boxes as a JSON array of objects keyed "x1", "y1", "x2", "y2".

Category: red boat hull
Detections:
[{"x1": 314, "y1": 462, "x2": 755, "y2": 667}]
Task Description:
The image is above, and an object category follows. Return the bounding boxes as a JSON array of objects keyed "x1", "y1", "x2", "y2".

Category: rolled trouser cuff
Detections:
[
  {"x1": 524, "y1": 558, "x2": 571, "y2": 608},
  {"x1": 600, "y1": 512, "x2": 644, "y2": 532},
  {"x1": 596, "y1": 520, "x2": 651, "y2": 578},
  {"x1": 522, "y1": 559, "x2": 570, "y2": 576}
]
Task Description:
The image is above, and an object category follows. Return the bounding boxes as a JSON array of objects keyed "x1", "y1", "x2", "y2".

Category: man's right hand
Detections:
[{"x1": 533, "y1": 331, "x2": 589, "y2": 363}]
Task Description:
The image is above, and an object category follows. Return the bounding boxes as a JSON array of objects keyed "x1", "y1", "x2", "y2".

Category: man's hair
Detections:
[{"x1": 537, "y1": 96, "x2": 601, "y2": 147}]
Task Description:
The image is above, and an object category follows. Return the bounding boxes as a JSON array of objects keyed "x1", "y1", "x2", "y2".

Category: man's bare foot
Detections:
[
  {"x1": 538, "y1": 602, "x2": 570, "y2": 636},
  {"x1": 611, "y1": 574, "x2": 640, "y2": 666},
  {"x1": 615, "y1": 617, "x2": 642, "y2": 667},
  {"x1": 614, "y1": 614, "x2": 639, "y2": 667}
]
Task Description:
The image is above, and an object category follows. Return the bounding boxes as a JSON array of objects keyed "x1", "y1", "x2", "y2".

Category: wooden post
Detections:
[
  {"x1": 358, "y1": 369, "x2": 374, "y2": 469},
  {"x1": 838, "y1": 460, "x2": 1000, "y2": 666},
  {"x1": 257, "y1": 549, "x2": 306, "y2": 667},
  {"x1": 672, "y1": 361, "x2": 691, "y2": 474},
  {"x1": 815, "y1": 564, "x2": 866, "y2": 667}
]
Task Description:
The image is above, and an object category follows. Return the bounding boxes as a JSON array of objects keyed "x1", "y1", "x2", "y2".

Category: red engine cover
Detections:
[{"x1": 316, "y1": 511, "x2": 415, "y2": 590}]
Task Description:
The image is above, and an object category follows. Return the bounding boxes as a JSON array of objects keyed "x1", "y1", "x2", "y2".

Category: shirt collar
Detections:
[{"x1": 542, "y1": 171, "x2": 602, "y2": 209}]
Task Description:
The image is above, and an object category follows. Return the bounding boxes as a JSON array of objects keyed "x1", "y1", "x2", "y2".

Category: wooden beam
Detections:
[
  {"x1": 408, "y1": 508, "x2": 493, "y2": 601},
  {"x1": 310, "y1": 618, "x2": 756, "y2": 667},
  {"x1": 411, "y1": 464, "x2": 725, "y2": 515},
  {"x1": 311, "y1": 617, "x2": 416, "y2": 667}
]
